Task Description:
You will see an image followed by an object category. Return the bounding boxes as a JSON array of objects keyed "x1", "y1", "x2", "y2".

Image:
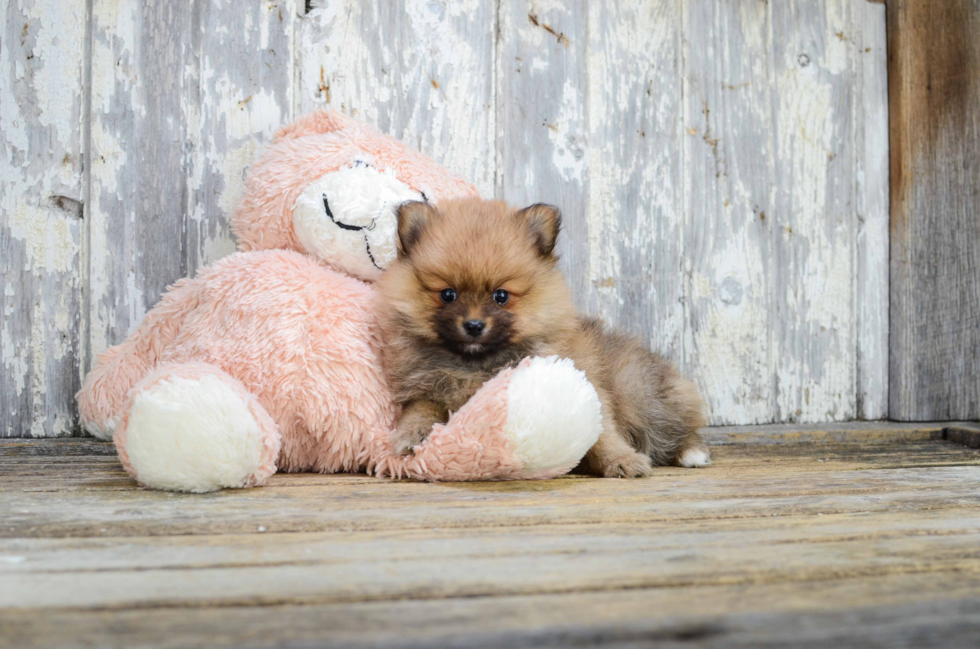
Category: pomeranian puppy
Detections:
[{"x1": 376, "y1": 198, "x2": 709, "y2": 477}]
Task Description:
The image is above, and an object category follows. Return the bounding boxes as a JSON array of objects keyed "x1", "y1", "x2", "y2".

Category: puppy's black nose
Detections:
[{"x1": 463, "y1": 320, "x2": 485, "y2": 337}]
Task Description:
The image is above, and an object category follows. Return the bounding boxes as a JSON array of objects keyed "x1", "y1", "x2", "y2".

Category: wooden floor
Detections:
[{"x1": 2, "y1": 424, "x2": 980, "y2": 648}]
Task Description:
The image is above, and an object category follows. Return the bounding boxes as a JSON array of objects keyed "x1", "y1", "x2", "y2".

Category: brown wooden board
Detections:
[{"x1": 888, "y1": 0, "x2": 980, "y2": 420}]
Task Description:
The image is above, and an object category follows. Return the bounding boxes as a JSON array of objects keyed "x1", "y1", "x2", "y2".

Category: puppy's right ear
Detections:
[
  {"x1": 396, "y1": 201, "x2": 436, "y2": 257},
  {"x1": 516, "y1": 203, "x2": 561, "y2": 257}
]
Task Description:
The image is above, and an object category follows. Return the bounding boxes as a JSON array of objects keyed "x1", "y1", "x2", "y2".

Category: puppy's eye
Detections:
[
  {"x1": 440, "y1": 288, "x2": 458, "y2": 304},
  {"x1": 493, "y1": 289, "x2": 509, "y2": 306}
]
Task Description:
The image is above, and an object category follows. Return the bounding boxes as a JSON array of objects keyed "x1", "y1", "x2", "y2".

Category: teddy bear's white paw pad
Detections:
[
  {"x1": 124, "y1": 374, "x2": 269, "y2": 492},
  {"x1": 504, "y1": 356, "x2": 603, "y2": 473}
]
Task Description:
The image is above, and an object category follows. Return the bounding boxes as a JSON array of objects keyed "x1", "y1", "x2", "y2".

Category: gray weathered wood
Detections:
[
  {"x1": 770, "y1": 0, "x2": 857, "y2": 422},
  {"x1": 2, "y1": 0, "x2": 895, "y2": 435},
  {"x1": 1, "y1": 0, "x2": 87, "y2": 437},
  {"x1": 4, "y1": 440, "x2": 980, "y2": 539},
  {"x1": 1, "y1": 437, "x2": 980, "y2": 646},
  {"x1": 298, "y1": 0, "x2": 496, "y2": 196},
  {"x1": 1, "y1": 583, "x2": 978, "y2": 649},
  {"x1": 5, "y1": 509, "x2": 980, "y2": 610},
  {"x1": 888, "y1": 0, "x2": 980, "y2": 421},
  {"x1": 87, "y1": 0, "x2": 191, "y2": 365},
  {"x1": 497, "y1": 1, "x2": 591, "y2": 309},
  {"x1": 587, "y1": 1, "x2": 684, "y2": 368},
  {"x1": 86, "y1": 0, "x2": 296, "y2": 369},
  {"x1": 682, "y1": 0, "x2": 774, "y2": 425},
  {"x1": 854, "y1": 0, "x2": 889, "y2": 420},
  {"x1": 185, "y1": 0, "x2": 298, "y2": 275},
  {"x1": 945, "y1": 424, "x2": 980, "y2": 449},
  {"x1": 700, "y1": 420, "x2": 947, "y2": 446}
]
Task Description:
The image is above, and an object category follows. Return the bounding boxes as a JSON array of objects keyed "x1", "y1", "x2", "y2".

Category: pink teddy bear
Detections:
[{"x1": 77, "y1": 111, "x2": 602, "y2": 492}]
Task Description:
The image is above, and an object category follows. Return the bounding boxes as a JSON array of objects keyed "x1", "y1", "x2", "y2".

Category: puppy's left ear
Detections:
[
  {"x1": 396, "y1": 201, "x2": 437, "y2": 257},
  {"x1": 516, "y1": 203, "x2": 561, "y2": 257}
]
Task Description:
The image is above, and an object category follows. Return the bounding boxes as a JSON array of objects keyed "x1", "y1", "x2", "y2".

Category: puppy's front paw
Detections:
[
  {"x1": 390, "y1": 420, "x2": 432, "y2": 456},
  {"x1": 602, "y1": 452, "x2": 654, "y2": 478}
]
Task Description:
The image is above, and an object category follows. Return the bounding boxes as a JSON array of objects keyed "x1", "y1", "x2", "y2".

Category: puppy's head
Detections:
[{"x1": 378, "y1": 198, "x2": 574, "y2": 356}]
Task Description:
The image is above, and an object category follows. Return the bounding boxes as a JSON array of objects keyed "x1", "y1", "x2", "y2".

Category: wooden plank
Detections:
[
  {"x1": 1, "y1": 576, "x2": 978, "y2": 649},
  {"x1": 3, "y1": 511, "x2": 980, "y2": 610},
  {"x1": 1, "y1": 0, "x2": 87, "y2": 437},
  {"x1": 297, "y1": 0, "x2": 496, "y2": 195},
  {"x1": 682, "y1": 0, "x2": 774, "y2": 425},
  {"x1": 184, "y1": 0, "x2": 297, "y2": 275},
  {"x1": 888, "y1": 0, "x2": 980, "y2": 420},
  {"x1": 946, "y1": 424, "x2": 980, "y2": 450},
  {"x1": 2, "y1": 438, "x2": 978, "y2": 644},
  {"x1": 701, "y1": 421, "x2": 946, "y2": 445},
  {"x1": 87, "y1": 0, "x2": 295, "y2": 369},
  {"x1": 3, "y1": 442, "x2": 979, "y2": 538},
  {"x1": 4, "y1": 445, "x2": 978, "y2": 495},
  {"x1": 854, "y1": 0, "x2": 889, "y2": 420},
  {"x1": 3, "y1": 508, "x2": 976, "y2": 576},
  {"x1": 6, "y1": 465, "x2": 980, "y2": 536},
  {"x1": 586, "y1": 1, "x2": 684, "y2": 365},
  {"x1": 0, "y1": 438, "x2": 116, "y2": 456},
  {"x1": 497, "y1": 1, "x2": 591, "y2": 308},
  {"x1": 87, "y1": 0, "x2": 190, "y2": 367},
  {"x1": 1, "y1": 433, "x2": 976, "y2": 494},
  {"x1": 770, "y1": 0, "x2": 857, "y2": 423}
]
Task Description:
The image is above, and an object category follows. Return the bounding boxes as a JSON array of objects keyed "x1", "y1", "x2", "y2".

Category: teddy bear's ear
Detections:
[
  {"x1": 273, "y1": 110, "x2": 363, "y2": 142},
  {"x1": 396, "y1": 201, "x2": 437, "y2": 257}
]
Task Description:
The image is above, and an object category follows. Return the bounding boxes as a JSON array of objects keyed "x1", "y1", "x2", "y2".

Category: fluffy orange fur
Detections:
[{"x1": 376, "y1": 198, "x2": 709, "y2": 476}]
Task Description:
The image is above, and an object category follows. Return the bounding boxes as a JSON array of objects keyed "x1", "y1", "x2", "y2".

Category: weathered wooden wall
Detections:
[
  {"x1": 2, "y1": 0, "x2": 889, "y2": 436},
  {"x1": 888, "y1": 0, "x2": 980, "y2": 421},
  {"x1": 2, "y1": 0, "x2": 87, "y2": 437}
]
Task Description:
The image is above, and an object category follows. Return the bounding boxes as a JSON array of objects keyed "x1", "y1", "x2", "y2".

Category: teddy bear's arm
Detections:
[{"x1": 370, "y1": 356, "x2": 603, "y2": 482}]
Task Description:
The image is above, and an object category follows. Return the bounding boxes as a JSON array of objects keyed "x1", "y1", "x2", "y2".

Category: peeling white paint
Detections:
[
  {"x1": 548, "y1": 80, "x2": 587, "y2": 184},
  {"x1": 6, "y1": 198, "x2": 75, "y2": 274},
  {"x1": 586, "y1": 0, "x2": 686, "y2": 367},
  {"x1": 4, "y1": 0, "x2": 889, "y2": 435},
  {"x1": 768, "y1": 0, "x2": 858, "y2": 423},
  {"x1": 299, "y1": 0, "x2": 496, "y2": 196},
  {"x1": 2, "y1": 0, "x2": 85, "y2": 437},
  {"x1": 28, "y1": 2, "x2": 85, "y2": 149}
]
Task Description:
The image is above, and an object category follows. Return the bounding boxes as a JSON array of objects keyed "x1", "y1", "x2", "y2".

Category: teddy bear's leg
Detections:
[
  {"x1": 76, "y1": 340, "x2": 150, "y2": 440},
  {"x1": 113, "y1": 362, "x2": 281, "y2": 493},
  {"x1": 372, "y1": 356, "x2": 603, "y2": 482},
  {"x1": 77, "y1": 277, "x2": 199, "y2": 440}
]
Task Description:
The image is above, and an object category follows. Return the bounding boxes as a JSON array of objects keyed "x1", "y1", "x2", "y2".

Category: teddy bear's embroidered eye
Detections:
[
  {"x1": 440, "y1": 288, "x2": 458, "y2": 304},
  {"x1": 493, "y1": 289, "x2": 509, "y2": 306}
]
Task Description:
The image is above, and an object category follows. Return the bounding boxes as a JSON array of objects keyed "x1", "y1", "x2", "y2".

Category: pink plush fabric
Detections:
[
  {"x1": 371, "y1": 364, "x2": 522, "y2": 481},
  {"x1": 81, "y1": 249, "x2": 395, "y2": 473},
  {"x1": 367, "y1": 358, "x2": 582, "y2": 482}
]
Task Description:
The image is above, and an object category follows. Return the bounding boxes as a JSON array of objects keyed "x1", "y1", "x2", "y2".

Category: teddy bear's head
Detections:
[{"x1": 231, "y1": 111, "x2": 478, "y2": 281}]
